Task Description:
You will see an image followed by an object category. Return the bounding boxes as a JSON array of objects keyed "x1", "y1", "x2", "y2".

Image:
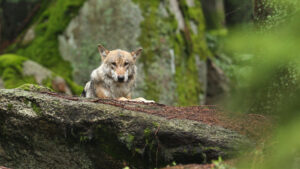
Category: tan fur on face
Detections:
[{"x1": 103, "y1": 49, "x2": 135, "y2": 77}]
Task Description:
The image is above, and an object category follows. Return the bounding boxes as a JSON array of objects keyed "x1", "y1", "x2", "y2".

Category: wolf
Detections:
[{"x1": 82, "y1": 44, "x2": 154, "y2": 103}]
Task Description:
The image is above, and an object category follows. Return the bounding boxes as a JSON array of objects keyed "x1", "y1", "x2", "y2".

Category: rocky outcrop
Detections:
[{"x1": 0, "y1": 85, "x2": 252, "y2": 169}]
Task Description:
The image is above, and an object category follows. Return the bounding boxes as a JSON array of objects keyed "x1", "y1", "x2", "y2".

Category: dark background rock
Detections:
[{"x1": 0, "y1": 0, "x2": 43, "y2": 51}]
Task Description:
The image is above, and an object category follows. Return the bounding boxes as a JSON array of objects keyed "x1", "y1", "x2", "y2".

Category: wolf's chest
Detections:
[{"x1": 98, "y1": 83, "x2": 132, "y2": 98}]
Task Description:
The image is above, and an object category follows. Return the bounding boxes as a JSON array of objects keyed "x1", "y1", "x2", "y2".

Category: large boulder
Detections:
[{"x1": 0, "y1": 85, "x2": 253, "y2": 169}]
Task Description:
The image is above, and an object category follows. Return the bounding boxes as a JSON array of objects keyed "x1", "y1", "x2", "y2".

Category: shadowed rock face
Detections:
[
  {"x1": 0, "y1": 85, "x2": 252, "y2": 169},
  {"x1": 0, "y1": 0, "x2": 42, "y2": 50}
]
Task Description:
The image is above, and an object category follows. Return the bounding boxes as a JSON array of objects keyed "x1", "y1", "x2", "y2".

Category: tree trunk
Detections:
[
  {"x1": 200, "y1": 0, "x2": 226, "y2": 30},
  {"x1": 224, "y1": 0, "x2": 254, "y2": 25}
]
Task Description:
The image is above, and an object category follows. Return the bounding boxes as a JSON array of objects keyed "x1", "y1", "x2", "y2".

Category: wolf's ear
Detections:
[
  {"x1": 98, "y1": 44, "x2": 110, "y2": 60},
  {"x1": 131, "y1": 48, "x2": 143, "y2": 60}
]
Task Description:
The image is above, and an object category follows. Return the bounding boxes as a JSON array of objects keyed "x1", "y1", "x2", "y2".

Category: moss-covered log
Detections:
[{"x1": 0, "y1": 85, "x2": 252, "y2": 169}]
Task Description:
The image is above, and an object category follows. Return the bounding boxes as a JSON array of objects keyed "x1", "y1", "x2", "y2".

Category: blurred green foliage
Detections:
[{"x1": 223, "y1": 0, "x2": 300, "y2": 168}]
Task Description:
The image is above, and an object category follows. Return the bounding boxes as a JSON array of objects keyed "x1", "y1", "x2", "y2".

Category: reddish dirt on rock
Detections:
[
  {"x1": 160, "y1": 164, "x2": 215, "y2": 169},
  {"x1": 42, "y1": 92, "x2": 274, "y2": 140},
  {"x1": 0, "y1": 166, "x2": 12, "y2": 169}
]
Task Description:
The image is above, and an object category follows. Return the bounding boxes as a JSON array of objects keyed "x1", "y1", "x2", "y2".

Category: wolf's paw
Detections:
[
  {"x1": 132, "y1": 97, "x2": 155, "y2": 103},
  {"x1": 118, "y1": 97, "x2": 129, "y2": 101}
]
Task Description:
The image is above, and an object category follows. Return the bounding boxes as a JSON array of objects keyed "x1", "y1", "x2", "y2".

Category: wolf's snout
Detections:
[{"x1": 118, "y1": 76, "x2": 125, "y2": 82}]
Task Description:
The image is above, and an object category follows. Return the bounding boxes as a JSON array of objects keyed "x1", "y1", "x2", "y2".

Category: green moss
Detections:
[
  {"x1": 127, "y1": 134, "x2": 135, "y2": 143},
  {"x1": 17, "y1": 84, "x2": 34, "y2": 91},
  {"x1": 7, "y1": 104, "x2": 13, "y2": 111},
  {"x1": 41, "y1": 76, "x2": 83, "y2": 95},
  {"x1": 135, "y1": 148, "x2": 142, "y2": 154},
  {"x1": 131, "y1": 1, "x2": 162, "y2": 101},
  {"x1": 171, "y1": 0, "x2": 213, "y2": 106},
  {"x1": 32, "y1": 102, "x2": 42, "y2": 115},
  {"x1": 143, "y1": 127, "x2": 153, "y2": 148},
  {"x1": 133, "y1": 0, "x2": 212, "y2": 105},
  {"x1": 17, "y1": 84, "x2": 53, "y2": 92},
  {"x1": 124, "y1": 134, "x2": 135, "y2": 149},
  {"x1": 0, "y1": 54, "x2": 27, "y2": 75},
  {"x1": 10, "y1": 0, "x2": 86, "y2": 79},
  {"x1": 143, "y1": 127, "x2": 151, "y2": 138},
  {"x1": 0, "y1": 53, "x2": 82, "y2": 94},
  {"x1": 0, "y1": 54, "x2": 37, "y2": 88},
  {"x1": 65, "y1": 78, "x2": 83, "y2": 95},
  {"x1": 80, "y1": 135, "x2": 89, "y2": 143},
  {"x1": 23, "y1": 99, "x2": 43, "y2": 115},
  {"x1": 184, "y1": 0, "x2": 212, "y2": 58},
  {"x1": 152, "y1": 122, "x2": 159, "y2": 127}
]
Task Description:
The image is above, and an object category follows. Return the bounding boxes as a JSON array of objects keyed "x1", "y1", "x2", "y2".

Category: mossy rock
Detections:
[
  {"x1": 0, "y1": 88, "x2": 253, "y2": 168},
  {"x1": 0, "y1": 54, "x2": 82, "y2": 95},
  {"x1": 0, "y1": 54, "x2": 36, "y2": 88},
  {"x1": 16, "y1": 84, "x2": 53, "y2": 93}
]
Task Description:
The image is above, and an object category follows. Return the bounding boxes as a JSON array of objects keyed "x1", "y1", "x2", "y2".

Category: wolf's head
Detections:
[{"x1": 97, "y1": 44, "x2": 142, "y2": 83}]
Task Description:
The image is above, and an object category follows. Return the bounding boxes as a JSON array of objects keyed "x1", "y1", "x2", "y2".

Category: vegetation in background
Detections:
[
  {"x1": 224, "y1": 0, "x2": 253, "y2": 26},
  {"x1": 8, "y1": 0, "x2": 86, "y2": 79},
  {"x1": 223, "y1": 0, "x2": 300, "y2": 168},
  {"x1": 1, "y1": 0, "x2": 300, "y2": 168},
  {"x1": 0, "y1": 54, "x2": 82, "y2": 94},
  {"x1": 2, "y1": 0, "x2": 85, "y2": 94},
  {"x1": 133, "y1": 0, "x2": 211, "y2": 105},
  {"x1": 0, "y1": 54, "x2": 36, "y2": 88}
]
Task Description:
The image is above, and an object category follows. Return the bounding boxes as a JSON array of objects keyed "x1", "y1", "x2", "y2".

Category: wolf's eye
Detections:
[
  {"x1": 111, "y1": 62, "x2": 117, "y2": 66},
  {"x1": 124, "y1": 62, "x2": 129, "y2": 66}
]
